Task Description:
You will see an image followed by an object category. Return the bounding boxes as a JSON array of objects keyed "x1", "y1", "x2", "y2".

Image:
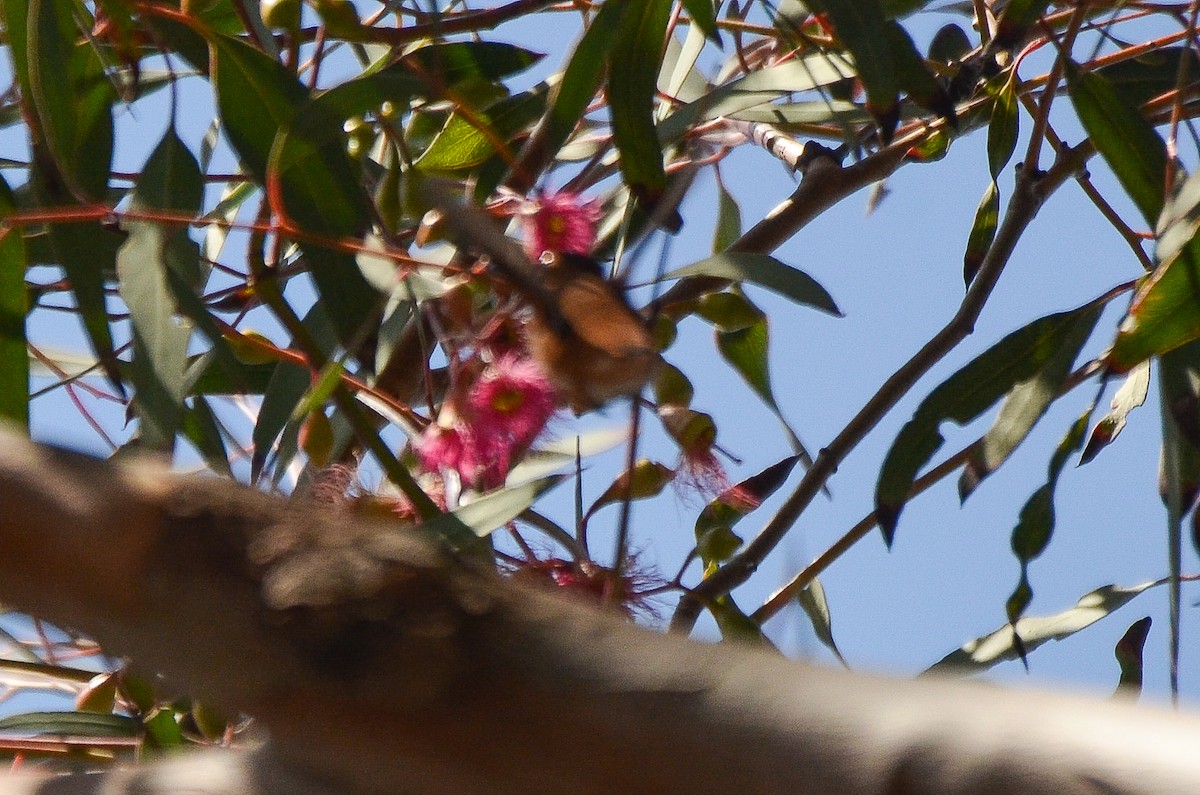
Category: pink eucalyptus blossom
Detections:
[
  {"x1": 415, "y1": 424, "x2": 468, "y2": 475},
  {"x1": 521, "y1": 191, "x2": 602, "y2": 259},
  {"x1": 415, "y1": 417, "x2": 514, "y2": 491},
  {"x1": 676, "y1": 447, "x2": 732, "y2": 503},
  {"x1": 467, "y1": 355, "x2": 557, "y2": 447}
]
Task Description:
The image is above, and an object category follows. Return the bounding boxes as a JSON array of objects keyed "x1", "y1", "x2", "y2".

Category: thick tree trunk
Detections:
[{"x1": 0, "y1": 427, "x2": 1198, "y2": 794}]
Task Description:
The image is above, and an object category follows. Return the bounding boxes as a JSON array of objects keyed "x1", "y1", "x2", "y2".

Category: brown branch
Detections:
[{"x1": 4, "y1": 429, "x2": 1200, "y2": 794}]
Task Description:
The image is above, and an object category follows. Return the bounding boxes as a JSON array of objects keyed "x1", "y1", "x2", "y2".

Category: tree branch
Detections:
[
  {"x1": 2, "y1": 427, "x2": 1200, "y2": 794},
  {"x1": 671, "y1": 143, "x2": 1093, "y2": 633}
]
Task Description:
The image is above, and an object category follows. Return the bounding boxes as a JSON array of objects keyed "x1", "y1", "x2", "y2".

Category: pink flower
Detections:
[
  {"x1": 415, "y1": 424, "x2": 468, "y2": 474},
  {"x1": 467, "y1": 355, "x2": 557, "y2": 446},
  {"x1": 676, "y1": 448, "x2": 732, "y2": 502},
  {"x1": 521, "y1": 191, "x2": 602, "y2": 259}
]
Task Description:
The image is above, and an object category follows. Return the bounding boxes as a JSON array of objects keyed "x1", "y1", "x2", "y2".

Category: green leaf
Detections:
[
  {"x1": 525, "y1": 0, "x2": 626, "y2": 171},
  {"x1": 608, "y1": 0, "x2": 672, "y2": 200},
  {"x1": 958, "y1": 304, "x2": 1099, "y2": 498},
  {"x1": 807, "y1": 0, "x2": 900, "y2": 140},
  {"x1": 1003, "y1": 412, "x2": 1090, "y2": 658},
  {"x1": 17, "y1": 0, "x2": 121, "y2": 390},
  {"x1": 421, "y1": 475, "x2": 566, "y2": 551},
  {"x1": 993, "y1": 0, "x2": 1053, "y2": 50},
  {"x1": 211, "y1": 34, "x2": 379, "y2": 348},
  {"x1": 117, "y1": 224, "x2": 195, "y2": 452},
  {"x1": 1107, "y1": 169, "x2": 1200, "y2": 371},
  {"x1": 182, "y1": 396, "x2": 232, "y2": 476},
  {"x1": 884, "y1": 20, "x2": 954, "y2": 126},
  {"x1": 697, "y1": 524, "x2": 742, "y2": 565},
  {"x1": 1081, "y1": 361, "x2": 1150, "y2": 464},
  {"x1": 1114, "y1": 616, "x2": 1151, "y2": 696},
  {"x1": 712, "y1": 180, "x2": 741, "y2": 254},
  {"x1": 963, "y1": 181, "x2": 999, "y2": 287},
  {"x1": 0, "y1": 175, "x2": 28, "y2": 428},
  {"x1": 27, "y1": 0, "x2": 115, "y2": 200},
  {"x1": 661, "y1": 253, "x2": 842, "y2": 315},
  {"x1": 1095, "y1": 47, "x2": 1200, "y2": 110},
  {"x1": 877, "y1": 302, "x2": 1104, "y2": 545},
  {"x1": 925, "y1": 579, "x2": 1162, "y2": 675},
  {"x1": 584, "y1": 459, "x2": 675, "y2": 521},
  {"x1": 716, "y1": 315, "x2": 773, "y2": 405},
  {"x1": 726, "y1": 100, "x2": 875, "y2": 129},
  {"x1": 116, "y1": 128, "x2": 205, "y2": 451},
  {"x1": 1158, "y1": 341, "x2": 1200, "y2": 698},
  {"x1": 695, "y1": 291, "x2": 761, "y2": 331},
  {"x1": 142, "y1": 706, "x2": 185, "y2": 749},
  {"x1": 796, "y1": 577, "x2": 847, "y2": 666},
  {"x1": 189, "y1": 359, "x2": 276, "y2": 396},
  {"x1": 1107, "y1": 242, "x2": 1200, "y2": 371},
  {"x1": 660, "y1": 53, "x2": 857, "y2": 141},
  {"x1": 681, "y1": 0, "x2": 720, "y2": 45},
  {"x1": 710, "y1": 596, "x2": 777, "y2": 649},
  {"x1": 654, "y1": 361, "x2": 695, "y2": 406},
  {"x1": 0, "y1": 710, "x2": 140, "y2": 737},
  {"x1": 695, "y1": 455, "x2": 798, "y2": 566},
  {"x1": 987, "y1": 77, "x2": 1019, "y2": 180},
  {"x1": 1066, "y1": 60, "x2": 1168, "y2": 228},
  {"x1": 401, "y1": 41, "x2": 543, "y2": 85},
  {"x1": 414, "y1": 88, "x2": 546, "y2": 172},
  {"x1": 252, "y1": 306, "x2": 335, "y2": 480},
  {"x1": 503, "y1": 426, "x2": 629, "y2": 485}
]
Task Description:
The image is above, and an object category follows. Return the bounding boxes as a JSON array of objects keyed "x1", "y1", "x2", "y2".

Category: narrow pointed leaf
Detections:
[
  {"x1": 713, "y1": 180, "x2": 741, "y2": 254},
  {"x1": 211, "y1": 34, "x2": 378, "y2": 347},
  {"x1": 584, "y1": 459, "x2": 674, "y2": 521},
  {"x1": 1003, "y1": 412, "x2": 1090, "y2": 656},
  {"x1": 807, "y1": 0, "x2": 900, "y2": 140},
  {"x1": 925, "y1": 579, "x2": 1162, "y2": 675},
  {"x1": 0, "y1": 710, "x2": 140, "y2": 737},
  {"x1": 987, "y1": 77, "x2": 1019, "y2": 180},
  {"x1": 182, "y1": 396, "x2": 232, "y2": 477},
  {"x1": 1081, "y1": 361, "x2": 1151, "y2": 464},
  {"x1": 963, "y1": 182, "x2": 999, "y2": 287},
  {"x1": 661, "y1": 253, "x2": 842, "y2": 315},
  {"x1": 423, "y1": 475, "x2": 566, "y2": 551},
  {"x1": 252, "y1": 307, "x2": 335, "y2": 479},
  {"x1": 681, "y1": 0, "x2": 720, "y2": 45},
  {"x1": 877, "y1": 302, "x2": 1105, "y2": 545},
  {"x1": 1066, "y1": 60, "x2": 1167, "y2": 228},
  {"x1": 1108, "y1": 169, "x2": 1200, "y2": 371},
  {"x1": 1114, "y1": 616, "x2": 1152, "y2": 696},
  {"x1": 27, "y1": 0, "x2": 115, "y2": 200},
  {"x1": 696, "y1": 456, "x2": 798, "y2": 565},
  {"x1": 0, "y1": 175, "x2": 27, "y2": 427},
  {"x1": 959, "y1": 305, "x2": 1100, "y2": 498},
  {"x1": 796, "y1": 577, "x2": 847, "y2": 665},
  {"x1": 608, "y1": 0, "x2": 671, "y2": 200},
  {"x1": 524, "y1": 0, "x2": 626, "y2": 171},
  {"x1": 1095, "y1": 47, "x2": 1200, "y2": 110},
  {"x1": 116, "y1": 129, "x2": 205, "y2": 452},
  {"x1": 884, "y1": 20, "x2": 954, "y2": 126},
  {"x1": 710, "y1": 596, "x2": 777, "y2": 649}
]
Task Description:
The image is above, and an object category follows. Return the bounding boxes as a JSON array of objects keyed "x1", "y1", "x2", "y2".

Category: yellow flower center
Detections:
[
  {"x1": 491, "y1": 387, "x2": 525, "y2": 414},
  {"x1": 545, "y1": 214, "x2": 567, "y2": 238}
]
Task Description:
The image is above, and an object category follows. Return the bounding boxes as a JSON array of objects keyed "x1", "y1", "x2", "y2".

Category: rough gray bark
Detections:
[{"x1": 0, "y1": 427, "x2": 1199, "y2": 794}]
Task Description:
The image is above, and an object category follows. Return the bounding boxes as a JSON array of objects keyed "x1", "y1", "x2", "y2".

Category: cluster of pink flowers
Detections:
[{"x1": 415, "y1": 354, "x2": 558, "y2": 490}]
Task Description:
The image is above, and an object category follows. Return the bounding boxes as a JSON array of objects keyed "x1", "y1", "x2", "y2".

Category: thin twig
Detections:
[{"x1": 670, "y1": 144, "x2": 1092, "y2": 633}]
